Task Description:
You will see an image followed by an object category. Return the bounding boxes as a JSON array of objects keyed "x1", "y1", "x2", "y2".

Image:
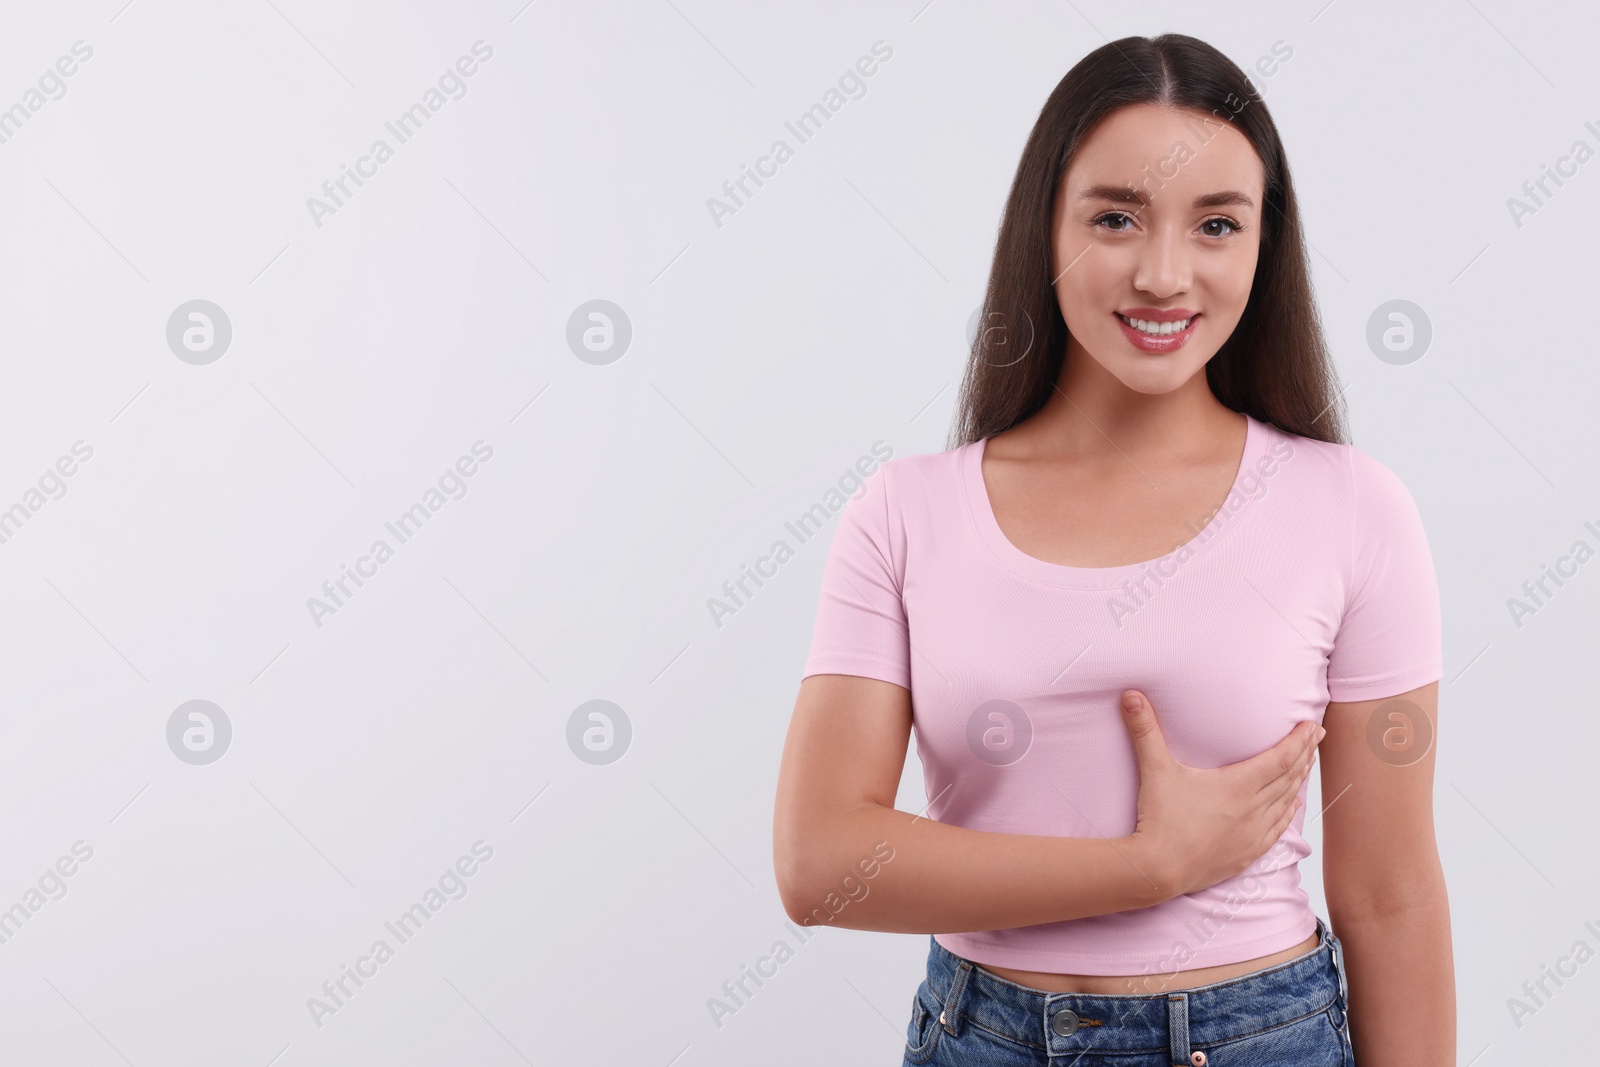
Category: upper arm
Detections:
[
  {"x1": 776, "y1": 460, "x2": 915, "y2": 904},
  {"x1": 1319, "y1": 447, "x2": 1446, "y2": 914},
  {"x1": 772, "y1": 674, "x2": 912, "y2": 905},
  {"x1": 1319, "y1": 680, "x2": 1444, "y2": 917}
]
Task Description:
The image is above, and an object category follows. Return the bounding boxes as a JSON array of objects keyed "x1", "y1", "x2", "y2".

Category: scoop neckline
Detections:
[{"x1": 962, "y1": 413, "x2": 1264, "y2": 590}]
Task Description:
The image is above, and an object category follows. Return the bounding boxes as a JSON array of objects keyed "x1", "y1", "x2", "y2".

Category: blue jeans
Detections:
[{"x1": 903, "y1": 916, "x2": 1353, "y2": 1065}]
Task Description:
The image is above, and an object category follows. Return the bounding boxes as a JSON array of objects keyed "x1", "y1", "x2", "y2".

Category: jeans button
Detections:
[{"x1": 1051, "y1": 1008, "x2": 1080, "y2": 1037}]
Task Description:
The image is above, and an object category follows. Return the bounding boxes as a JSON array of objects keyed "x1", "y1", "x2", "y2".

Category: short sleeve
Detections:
[
  {"x1": 800, "y1": 464, "x2": 911, "y2": 690},
  {"x1": 1326, "y1": 446, "x2": 1443, "y2": 702}
]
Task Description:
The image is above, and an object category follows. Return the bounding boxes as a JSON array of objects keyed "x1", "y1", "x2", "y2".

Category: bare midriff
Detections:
[{"x1": 975, "y1": 929, "x2": 1321, "y2": 995}]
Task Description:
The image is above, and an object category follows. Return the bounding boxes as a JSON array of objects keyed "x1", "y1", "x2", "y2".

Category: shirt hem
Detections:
[
  {"x1": 1327, "y1": 661, "x2": 1442, "y2": 703},
  {"x1": 800, "y1": 656, "x2": 910, "y2": 691},
  {"x1": 935, "y1": 912, "x2": 1321, "y2": 975}
]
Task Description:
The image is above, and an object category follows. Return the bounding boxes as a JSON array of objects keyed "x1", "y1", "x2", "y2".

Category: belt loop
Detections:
[
  {"x1": 1166, "y1": 992, "x2": 1191, "y2": 1065},
  {"x1": 1328, "y1": 932, "x2": 1350, "y2": 1009},
  {"x1": 941, "y1": 960, "x2": 973, "y2": 1036}
]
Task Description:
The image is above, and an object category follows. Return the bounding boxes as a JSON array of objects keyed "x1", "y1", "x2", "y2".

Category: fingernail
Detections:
[{"x1": 1314, "y1": 726, "x2": 1326, "y2": 742}]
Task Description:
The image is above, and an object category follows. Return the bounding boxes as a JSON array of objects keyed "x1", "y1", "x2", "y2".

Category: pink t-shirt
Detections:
[{"x1": 800, "y1": 413, "x2": 1443, "y2": 975}]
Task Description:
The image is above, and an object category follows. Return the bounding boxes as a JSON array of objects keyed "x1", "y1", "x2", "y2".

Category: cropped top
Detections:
[{"x1": 800, "y1": 413, "x2": 1443, "y2": 975}]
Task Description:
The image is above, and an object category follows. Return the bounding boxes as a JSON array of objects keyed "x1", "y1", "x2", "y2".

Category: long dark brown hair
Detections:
[{"x1": 947, "y1": 33, "x2": 1347, "y2": 451}]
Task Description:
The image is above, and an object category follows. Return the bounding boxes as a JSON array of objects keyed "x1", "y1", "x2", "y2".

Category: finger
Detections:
[
  {"x1": 1245, "y1": 722, "x2": 1323, "y2": 795},
  {"x1": 1271, "y1": 791, "x2": 1303, "y2": 840},
  {"x1": 1282, "y1": 746, "x2": 1315, "y2": 803},
  {"x1": 1283, "y1": 763, "x2": 1308, "y2": 810},
  {"x1": 1119, "y1": 691, "x2": 1173, "y2": 765},
  {"x1": 1259, "y1": 747, "x2": 1314, "y2": 818}
]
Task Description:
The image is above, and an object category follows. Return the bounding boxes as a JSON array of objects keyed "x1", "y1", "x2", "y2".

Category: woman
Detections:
[{"x1": 773, "y1": 33, "x2": 1454, "y2": 1067}]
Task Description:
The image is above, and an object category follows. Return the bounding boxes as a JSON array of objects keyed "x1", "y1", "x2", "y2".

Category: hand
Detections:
[{"x1": 1119, "y1": 688, "x2": 1322, "y2": 903}]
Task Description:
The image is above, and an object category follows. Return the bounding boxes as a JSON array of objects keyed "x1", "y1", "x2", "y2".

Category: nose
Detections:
[{"x1": 1133, "y1": 225, "x2": 1192, "y2": 298}]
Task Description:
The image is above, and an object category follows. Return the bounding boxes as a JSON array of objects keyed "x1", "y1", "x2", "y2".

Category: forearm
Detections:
[
  {"x1": 1330, "y1": 893, "x2": 1455, "y2": 1067},
  {"x1": 780, "y1": 801, "x2": 1170, "y2": 933}
]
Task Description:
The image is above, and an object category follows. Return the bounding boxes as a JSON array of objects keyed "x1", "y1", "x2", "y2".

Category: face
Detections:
[{"x1": 1052, "y1": 103, "x2": 1265, "y2": 395}]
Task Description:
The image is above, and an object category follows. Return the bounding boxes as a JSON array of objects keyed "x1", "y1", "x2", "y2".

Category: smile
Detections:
[
  {"x1": 1114, "y1": 311, "x2": 1200, "y2": 352},
  {"x1": 1116, "y1": 312, "x2": 1195, "y2": 335}
]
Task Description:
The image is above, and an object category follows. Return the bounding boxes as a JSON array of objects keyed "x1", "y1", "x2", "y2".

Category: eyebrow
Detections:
[{"x1": 1077, "y1": 184, "x2": 1255, "y2": 210}]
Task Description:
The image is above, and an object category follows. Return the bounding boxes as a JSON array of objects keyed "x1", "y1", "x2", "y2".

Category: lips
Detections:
[{"x1": 1114, "y1": 311, "x2": 1200, "y2": 353}]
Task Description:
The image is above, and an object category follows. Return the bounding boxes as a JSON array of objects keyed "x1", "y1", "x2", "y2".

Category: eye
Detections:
[
  {"x1": 1092, "y1": 211, "x2": 1137, "y2": 232},
  {"x1": 1200, "y1": 216, "x2": 1245, "y2": 238}
]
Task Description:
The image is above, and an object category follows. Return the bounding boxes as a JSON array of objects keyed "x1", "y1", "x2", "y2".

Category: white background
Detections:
[{"x1": 0, "y1": 0, "x2": 1594, "y2": 1063}]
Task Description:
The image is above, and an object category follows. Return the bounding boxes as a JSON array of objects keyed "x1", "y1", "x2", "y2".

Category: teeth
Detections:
[{"x1": 1119, "y1": 314, "x2": 1192, "y2": 335}]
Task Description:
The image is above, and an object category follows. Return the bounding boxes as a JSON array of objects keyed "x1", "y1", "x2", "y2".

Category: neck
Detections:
[{"x1": 1010, "y1": 358, "x2": 1239, "y2": 463}]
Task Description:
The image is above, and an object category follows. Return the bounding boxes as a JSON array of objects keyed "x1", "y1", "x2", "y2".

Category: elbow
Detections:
[
  {"x1": 775, "y1": 803, "x2": 853, "y2": 926},
  {"x1": 774, "y1": 847, "x2": 820, "y2": 926},
  {"x1": 773, "y1": 821, "x2": 826, "y2": 926},
  {"x1": 777, "y1": 860, "x2": 855, "y2": 930},
  {"x1": 775, "y1": 798, "x2": 895, "y2": 927},
  {"x1": 779, "y1": 885, "x2": 820, "y2": 928},
  {"x1": 776, "y1": 823, "x2": 897, "y2": 929}
]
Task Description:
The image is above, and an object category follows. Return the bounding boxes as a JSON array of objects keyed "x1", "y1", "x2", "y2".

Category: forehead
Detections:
[{"x1": 1063, "y1": 103, "x2": 1264, "y2": 204}]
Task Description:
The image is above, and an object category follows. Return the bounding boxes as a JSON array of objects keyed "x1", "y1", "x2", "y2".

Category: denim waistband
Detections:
[{"x1": 922, "y1": 916, "x2": 1350, "y2": 1060}]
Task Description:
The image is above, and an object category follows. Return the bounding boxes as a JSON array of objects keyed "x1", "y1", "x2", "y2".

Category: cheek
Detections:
[
  {"x1": 1057, "y1": 282, "x2": 1115, "y2": 336},
  {"x1": 1201, "y1": 254, "x2": 1258, "y2": 312},
  {"x1": 1055, "y1": 251, "x2": 1121, "y2": 313},
  {"x1": 1224, "y1": 244, "x2": 1262, "y2": 299}
]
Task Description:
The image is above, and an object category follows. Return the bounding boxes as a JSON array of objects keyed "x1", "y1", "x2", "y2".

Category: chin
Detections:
[
  {"x1": 1107, "y1": 357, "x2": 1208, "y2": 394},
  {"x1": 1115, "y1": 375, "x2": 1191, "y2": 396}
]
